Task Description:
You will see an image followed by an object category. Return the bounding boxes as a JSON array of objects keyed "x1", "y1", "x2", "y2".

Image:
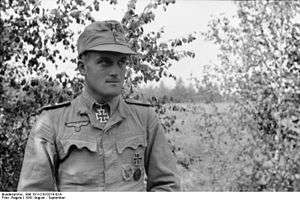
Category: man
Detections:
[{"x1": 17, "y1": 20, "x2": 180, "y2": 191}]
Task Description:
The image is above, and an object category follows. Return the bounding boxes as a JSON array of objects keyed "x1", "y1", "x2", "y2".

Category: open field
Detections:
[{"x1": 161, "y1": 102, "x2": 255, "y2": 191}]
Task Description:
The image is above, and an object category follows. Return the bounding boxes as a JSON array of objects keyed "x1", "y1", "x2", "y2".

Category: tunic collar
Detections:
[{"x1": 78, "y1": 87, "x2": 120, "y2": 116}]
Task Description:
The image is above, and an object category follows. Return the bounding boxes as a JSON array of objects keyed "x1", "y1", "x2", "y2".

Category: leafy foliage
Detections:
[
  {"x1": 155, "y1": 101, "x2": 256, "y2": 191},
  {"x1": 139, "y1": 77, "x2": 224, "y2": 103},
  {"x1": 0, "y1": 0, "x2": 196, "y2": 191},
  {"x1": 121, "y1": 0, "x2": 196, "y2": 93},
  {"x1": 203, "y1": 0, "x2": 300, "y2": 191}
]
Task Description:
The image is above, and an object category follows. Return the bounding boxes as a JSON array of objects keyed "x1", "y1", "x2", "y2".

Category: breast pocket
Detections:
[
  {"x1": 116, "y1": 134, "x2": 147, "y2": 162},
  {"x1": 59, "y1": 139, "x2": 98, "y2": 160},
  {"x1": 58, "y1": 139, "x2": 100, "y2": 189},
  {"x1": 116, "y1": 134, "x2": 147, "y2": 182}
]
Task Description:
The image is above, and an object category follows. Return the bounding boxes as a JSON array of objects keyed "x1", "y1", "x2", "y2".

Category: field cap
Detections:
[{"x1": 77, "y1": 20, "x2": 136, "y2": 56}]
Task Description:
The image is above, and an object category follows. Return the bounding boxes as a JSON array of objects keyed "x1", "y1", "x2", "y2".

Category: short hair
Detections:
[{"x1": 78, "y1": 51, "x2": 91, "y2": 63}]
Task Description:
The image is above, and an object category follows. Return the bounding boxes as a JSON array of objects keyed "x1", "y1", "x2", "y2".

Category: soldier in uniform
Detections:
[{"x1": 17, "y1": 20, "x2": 180, "y2": 191}]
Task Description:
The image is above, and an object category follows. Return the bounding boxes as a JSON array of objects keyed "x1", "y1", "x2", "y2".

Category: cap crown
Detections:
[{"x1": 77, "y1": 20, "x2": 134, "y2": 56}]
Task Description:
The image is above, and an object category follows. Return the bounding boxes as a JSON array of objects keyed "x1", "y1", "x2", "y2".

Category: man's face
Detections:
[{"x1": 79, "y1": 51, "x2": 129, "y2": 98}]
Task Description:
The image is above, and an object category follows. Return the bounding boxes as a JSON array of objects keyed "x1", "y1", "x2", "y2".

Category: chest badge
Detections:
[
  {"x1": 95, "y1": 107, "x2": 109, "y2": 123},
  {"x1": 65, "y1": 120, "x2": 90, "y2": 132},
  {"x1": 133, "y1": 153, "x2": 143, "y2": 166},
  {"x1": 121, "y1": 164, "x2": 134, "y2": 181}
]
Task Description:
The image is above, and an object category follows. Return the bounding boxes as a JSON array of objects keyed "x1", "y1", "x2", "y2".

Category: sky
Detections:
[{"x1": 44, "y1": 0, "x2": 237, "y2": 88}]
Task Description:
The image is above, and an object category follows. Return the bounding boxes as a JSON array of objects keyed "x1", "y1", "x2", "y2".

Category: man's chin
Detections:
[
  {"x1": 89, "y1": 86, "x2": 122, "y2": 98},
  {"x1": 101, "y1": 89, "x2": 122, "y2": 97}
]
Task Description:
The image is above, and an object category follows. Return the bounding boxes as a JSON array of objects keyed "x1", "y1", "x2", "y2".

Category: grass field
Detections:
[{"x1": 161, "y1": 102, "x2": 256, "y2": 191}]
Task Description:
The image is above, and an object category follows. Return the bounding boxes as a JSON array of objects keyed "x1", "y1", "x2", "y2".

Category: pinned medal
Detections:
[
  {"x1": 133, "y1": 168, "x2": 142, "y2": 181},
  {"x1": 95, "y1": 105, "x2": 109, "y2": 123},
  {"x1": 133, "y1": 153, "x2": 142, "y2": 166},
  {"x1": 121, "y1": 164, "x2": 133, "y2": 181}
]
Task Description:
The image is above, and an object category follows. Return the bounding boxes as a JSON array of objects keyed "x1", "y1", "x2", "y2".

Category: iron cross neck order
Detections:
[{"x1": 95, "y1": 106, "x2": 109, "y2": 123}]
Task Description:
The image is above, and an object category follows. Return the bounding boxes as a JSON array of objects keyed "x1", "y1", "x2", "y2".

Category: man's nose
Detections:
[{"x1": 109, "y1": 62, "x2": 120, "y2": 76}]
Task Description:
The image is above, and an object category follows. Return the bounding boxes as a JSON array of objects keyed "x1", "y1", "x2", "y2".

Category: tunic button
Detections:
[{"x1": 98, "y1": 147, "x2": 103, "y2": 155}]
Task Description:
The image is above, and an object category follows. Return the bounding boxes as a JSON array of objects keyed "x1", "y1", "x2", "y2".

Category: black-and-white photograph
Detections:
[{"x1": 0, "y1": 0, "x2": 299, "y2": 195}]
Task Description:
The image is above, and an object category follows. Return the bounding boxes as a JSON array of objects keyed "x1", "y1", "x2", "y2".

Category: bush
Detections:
[{"x1": 204, "y1": 0, "x2": 300, "y2": 191}]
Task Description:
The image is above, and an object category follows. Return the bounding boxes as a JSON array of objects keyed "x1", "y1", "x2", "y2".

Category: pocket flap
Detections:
[
  {"x1": 59, "y1": 140, "x2": 97, "y2": 160},
  {"x1": 116, "y1": 135, "x2": 146, "y2": 154}
]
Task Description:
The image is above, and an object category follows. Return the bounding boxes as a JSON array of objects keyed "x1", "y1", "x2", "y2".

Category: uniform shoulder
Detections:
[
  {"x1": 124, "y1": 98, "x2": 153, "y2": 107},
  {"x1": 38, "y1": 101, "x2": 71, "y2": 114}
]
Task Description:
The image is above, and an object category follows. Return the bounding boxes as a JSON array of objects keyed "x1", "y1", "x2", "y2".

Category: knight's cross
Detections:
[
  {"x1": 95, "y1": 107, "x2": 109, "y2": 123},
  {"x1": 133, "y1": 153, "x2": 142, "y2": 166}
]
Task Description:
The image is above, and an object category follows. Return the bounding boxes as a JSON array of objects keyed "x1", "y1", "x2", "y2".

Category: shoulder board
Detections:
[
  {"x1": 38, "y1": 101, "x2": 71, "y2": 113},
  {"x1": 124, "y1": 99, "x2": 153, "y2": 107}
]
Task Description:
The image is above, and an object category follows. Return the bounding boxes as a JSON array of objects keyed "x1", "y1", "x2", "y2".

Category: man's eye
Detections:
[
  {"x1": 97, "y1": 59, "x2": 112, "y2": 66},
  {"x1": 118, "y1": 59, "x2": 129, "y2": 67},
  {"x1": 97, "y1": 59, "x2": 104, "y2": 64}
]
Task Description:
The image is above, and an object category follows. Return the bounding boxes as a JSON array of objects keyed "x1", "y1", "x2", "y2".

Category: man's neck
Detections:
[{"x1": 85, "y1": 87, "x2": 115, "y2": 104}]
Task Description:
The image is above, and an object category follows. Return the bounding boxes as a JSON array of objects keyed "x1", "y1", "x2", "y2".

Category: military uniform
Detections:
[{"x1": 17, "y1": 89, "x2": 180, "y2": 191}]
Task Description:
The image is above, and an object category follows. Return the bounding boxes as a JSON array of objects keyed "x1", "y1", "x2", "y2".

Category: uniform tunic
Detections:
[{"x1": 17, "y1": 89, "x2": 180, "y2": 191}]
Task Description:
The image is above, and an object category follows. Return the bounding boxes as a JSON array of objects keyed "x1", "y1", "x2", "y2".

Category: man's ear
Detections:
[{"x1": 77, "y1": 59, "x2": 87, "y2": 76}]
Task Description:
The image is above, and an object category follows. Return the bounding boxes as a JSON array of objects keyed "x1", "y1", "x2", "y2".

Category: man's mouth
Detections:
[{"x1": 106, "y1": 80, "x2": 120, "y2": 83}]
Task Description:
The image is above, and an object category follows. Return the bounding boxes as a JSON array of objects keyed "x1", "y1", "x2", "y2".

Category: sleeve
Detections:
[
  {"x1": 17, "y1": 112, "x2": 58, "y2": 191},
  {"x1": 144, "y1": 108, "x2": 181, "y2": 192}
]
